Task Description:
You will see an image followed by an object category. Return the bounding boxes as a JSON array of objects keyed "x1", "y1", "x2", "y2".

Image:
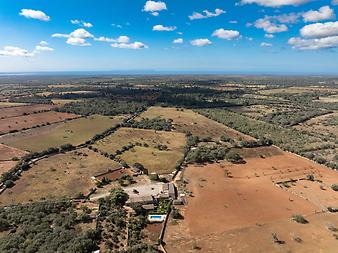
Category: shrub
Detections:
[
  {"x1": 292, "y1": 215, "x2": 309, "y2": 224},
  {"x1": 331, "y1": 184, "x2": 338, "y2": 191}
]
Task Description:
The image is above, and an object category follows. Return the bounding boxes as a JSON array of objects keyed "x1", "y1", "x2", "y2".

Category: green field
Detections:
[{"x1": 0, "y1": 115, "x2": 125, "y2": 152}]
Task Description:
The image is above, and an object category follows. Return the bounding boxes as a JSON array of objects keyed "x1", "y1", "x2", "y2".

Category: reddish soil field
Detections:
[
  {"x1": 165, "y1": 147, "x2": 338, "y2": 253},
  {"x1": 181, "y1": 163, "x2": 317, "y2": 236},
  {"x1": 0, "y1": 104, "x2": 55, "y2": 119},
  {"x1": 166, "y1": 212, "x2": 338, "y2": 253},
  {"x1": 0, "y1": 161, "x2": 17, "y2": 175},
  {"x1": 95, "y1": 168, "x2": 130, "y2": 181},
  {"x1": 0, "y1": 111, "x2": 79, "y2": 134},
  {"x1": 0, "y1": 144, "x2": 27, "y2": 161}
]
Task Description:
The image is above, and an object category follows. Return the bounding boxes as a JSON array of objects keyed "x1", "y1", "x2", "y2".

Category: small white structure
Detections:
[{"x1": 148, "y1": 214, "x2": 166, "y2": 223}]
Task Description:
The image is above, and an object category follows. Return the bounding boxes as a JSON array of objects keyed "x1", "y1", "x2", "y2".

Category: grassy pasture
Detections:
[
  {"x1": 138, "y1": 106, "x2": 251, "y2": 141},
  {"x1": 94, "y1": 127, "x2": 186, "y2": 174},
  {"x1": 0, "y1": 115, "x2": 125, "y2": 152},
  {"x1": 0, "y1": 148, "x2": 120, "y2": 205}
]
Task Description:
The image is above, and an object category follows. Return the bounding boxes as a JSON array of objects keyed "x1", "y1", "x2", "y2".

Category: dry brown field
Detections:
[
  {"x1": 0, "y1": 115, "x2": 124, "y2": 152},
  {"x1": 94, "y1": 127, "x2": 186, "y2": 174},
  {"x1": 138, "y1": 106, "x2": 253, "y2": 141},
  {"x1": 0, "y1": 111, "x2": 79, "y2": 134},
  {"x1": 0, "y1": 148, "x2": 121, "y2": 205},
  {"x1": 0, "y1": 143, "x2": 27, "y2": 161},
  {"x1": 165, "y1": 146, "x2": 338, "y2": 253},
  {"x1": 0, "y1": 104, "x2": 55, "y2": 119},
  {"x1": 295, "y1": 112, "x2": 338, "y2": 138},
  {"x1": 0, "y1": 161, "x2": 17, "y2": 175}
]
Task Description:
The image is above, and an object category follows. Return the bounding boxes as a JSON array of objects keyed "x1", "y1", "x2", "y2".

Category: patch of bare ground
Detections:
[
  {"x1": 0, "y1": 111, "x2": 79, "y2": 134},
  {"x1": 0, "y1": 148, "x2": 120, "y2": 205},
  {"x1": 164, "y1": 147, "x2": 338, "y2": 253},
  {"x1": 0, "y1": 143, "x2": 27, "y2": 161},
  {"x1": 0, "y1": 104, "x2": 55, "y2": 119}
]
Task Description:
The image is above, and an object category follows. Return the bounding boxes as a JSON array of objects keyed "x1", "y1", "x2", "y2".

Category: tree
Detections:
[{"x1": 109, "y1": 188, "x2": 129, "y2": 207}]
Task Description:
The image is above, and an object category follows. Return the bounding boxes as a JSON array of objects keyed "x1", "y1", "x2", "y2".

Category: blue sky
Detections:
[{"x1": 0, "y1": 0, "x2": 338, "y2": 74}]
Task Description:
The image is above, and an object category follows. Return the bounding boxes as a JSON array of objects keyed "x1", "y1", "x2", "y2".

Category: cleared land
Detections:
[
  {"x1": 138, "y1": 106, "x2": 253, "y2": 141},
  {"x1": 0, "y1": 148, "x2": 121, "y2": 205},
  {"x1": 0, "y1": 161, "x2": 18, "y2": 175},
  {"x1": 165, "y1": 147, "x2": 338, "y2": 253},
  {"x1": 0, "y1": 102, "x2": 29, "y2": 107},
  {"x1": 0, "y1": 104, "x2": 55, "y2": 119},
  {"x1": 0, "y1": 115, "x2": 125, "y2": 152},
  {"x1": 0, "y1": 144, "x2": 27, "y2": 161},
  {"x1": 0, "y1": 111, "x2": 79, "y2": 135},
  {"x1": 94, "y1": 127, "x2": 186, "y2": 174}
]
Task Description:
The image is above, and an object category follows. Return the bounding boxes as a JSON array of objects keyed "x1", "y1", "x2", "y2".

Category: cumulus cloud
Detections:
[
  {"x1": 255, "y1": 17, "x2": 288, "y2": 33},
  {"x1": 300, "y1": 21, "x2": 338, "y2": 38},
  {"x1": 0, "y1": 46, "x2": 34, "y2": 57},
  {"x1": 19, "y1": 9, "x2": 50, "y2": 21},
  {"x1": 261, "y1": 42, "x2": 272, "y2": 47},
  {"x1": 288, "y1": 36, "x2": 338, "y2": 50},
  {"x1": 71, "y1": 19, "x2": 93, "y2": 28},
  {"x1": 173, "y1": 38, "x2": 183, "y2": 44},
  {"x1": 35, "y1": 41, "x2": 54, "y2": 52},
  {"x1": 0, "y1": 42, "x2": 53, "y2": 57},
  {"x1": 153, "y1": 25, "x2": 176, "y2": 31},
  {"x1": 241, "y1": 0, "x2": 311, "y2": 7},
  {"x1": 302, "y1": 6, "x2": 335, "y2": 22},
  {"x1": 52, "y1": 28, "x2": 94, "y2": 46},
  {"x1": 190, "y1": 39, "x2": 212, "y2": 47},
  {"x1": 111, "y1": 42, "x2": 148, "y2": 49},
  {"x1": 189, "y1": 9, "x2": 225, "y2": 20},
  {"x1": 95, "y1": 36, "x2": 130, "y2": 43},
  {"x1": 212, "y1": 29, "x2": 240, "y2": 40},
  {"x1": 143, "y1": 1, "x2": 167, "y2": 16}
]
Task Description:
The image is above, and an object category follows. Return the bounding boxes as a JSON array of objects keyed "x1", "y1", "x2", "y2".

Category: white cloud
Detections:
[
  {"x1": 261, "y1": 42, "x2": 272, "y2": 47},
  {"x1": 333, "y1": 0, "x2": 338, "y2": 5},
  {"x1": 288, "y1": 36, "x2": 338, "y2": 50},
  {"x1": 39, "y1": 41, "x2": 49, "y2": 46},
  {"x1": 190, "y1": 39, "x2": 212, "y2": 47},
  {"x1": 19, "y1": 9, "x2": 50, "y2": 21},
  {"x1": 241, "y1": 0, "x2": 311, "y2": 7},
  {"x1": 212, "y1": 29, "x2": 240, "y2": 40},
  {"x1": 143, "y1": 1, "x2": 167, "y2": 15},
  {"x1": 0, "y1": 46, "x2": 34, "y2": 57},
  {"x1": 229, "y1": 20, "x2": 238, "y2": 24},
  {"x1": 273, "y1": 13, "x2": 301, "y2": 24},
  {"x1": 35, "y1": 45, "x2": 54, "y2": 52},
  {"x1": 111, "y1": 42, "x2": 148, "y2": 49},
  {"x1": 52, "y1": 28, "x2": 93, "y2": 46},
  {"x1": 300, "y1": 21, "x2": 338, "y2": 38},
  {"x1": 255, "y1": 17, "x2": 288, "y2": 33},
  {"x1": 71, "y1": 19, "x2": 93, "y2": 28},
  {"x1": 153, "y1": 25, "x2": 176, "y2": 31},
  {"x1": 302, "y1": 6, "x2": 335, "y2": 22},
  {"x1": 189, "y1": 8, "x2": 225, "y2": 20},
  {"x1": 265, "y1": 34, "x2": 274, "y2": 38},
  {"x1": 66, "y1": 38, "x2": 91, "y2": 46},
  {"x1": 173, "y1": 38, "x2": 183, "y2": 44},
  {"x1": 94, "y1": 36, "x2": 130, "y2": 43},
  {"x1": 0, "y1": 42, "x2": 53, "y2": 57}
]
